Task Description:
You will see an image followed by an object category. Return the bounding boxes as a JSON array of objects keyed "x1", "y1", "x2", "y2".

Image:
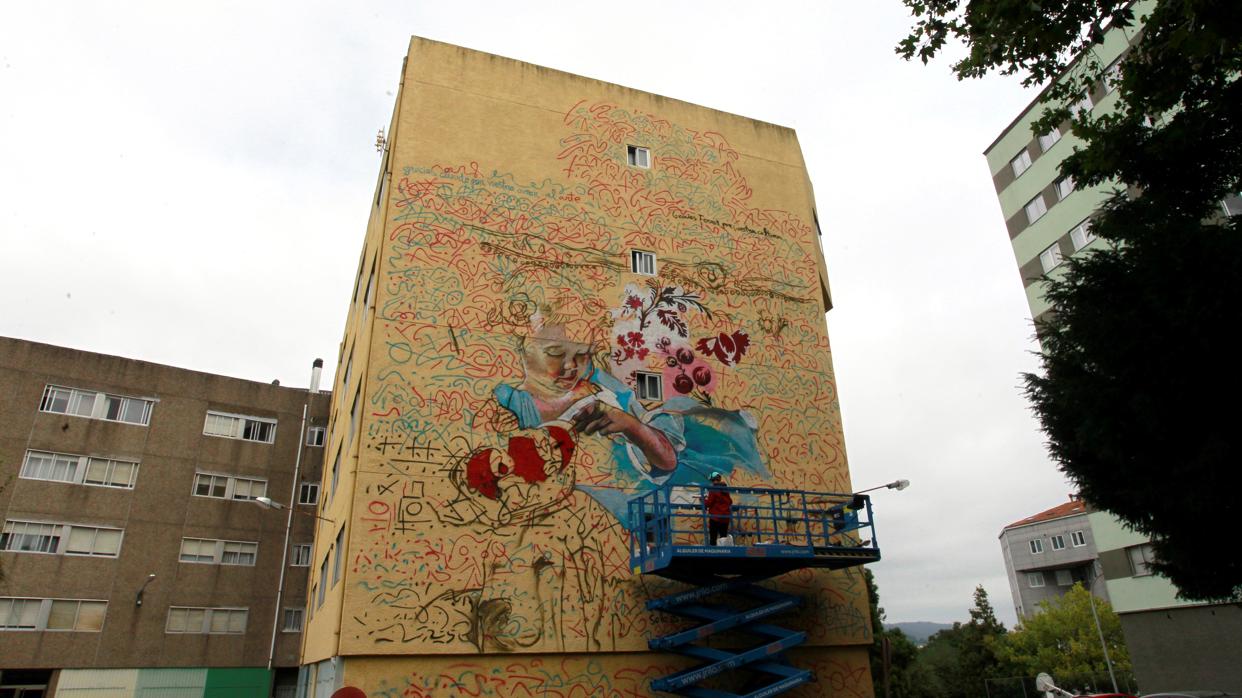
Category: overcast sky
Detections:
[{"x1": 0, "y1": 1, "x2": 1074, "y2": 627}]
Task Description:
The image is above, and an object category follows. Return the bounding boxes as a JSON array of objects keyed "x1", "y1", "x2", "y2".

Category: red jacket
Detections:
[{"x1": 704, "y1": 488, "x2": 733, "y2": 522}]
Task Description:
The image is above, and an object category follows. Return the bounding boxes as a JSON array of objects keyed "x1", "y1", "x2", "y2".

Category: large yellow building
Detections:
[{"x1": 300, "y1": 37, "x2": 874, "y2": 697}]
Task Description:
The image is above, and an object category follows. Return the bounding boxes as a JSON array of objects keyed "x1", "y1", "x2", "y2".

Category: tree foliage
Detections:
[
  {"x1": 996, "y1": 584, "x2": 1131, "y2": 678},
  {"x1": 898, "y1": 0, "x2": 1242, "y2": 599}
]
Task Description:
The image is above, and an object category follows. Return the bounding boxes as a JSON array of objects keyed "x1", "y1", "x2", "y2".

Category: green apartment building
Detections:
[{"x1": 985, "y1": 2, "x2": 1242, "y2": 690}]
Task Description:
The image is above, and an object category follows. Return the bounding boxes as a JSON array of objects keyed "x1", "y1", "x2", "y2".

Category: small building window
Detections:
[
  {"x1": 1029, "y1": 538, "x2": 1044, "y2": 555},
  {"x1": 631, "y1": 250, "x2": 656, "y2": 276},
  {"x1": 634, "y1": 372, "x2": 662, "y2": 401},
  {"x1": 1071, "y1": 92, "x2": 1094, "y2": 117},
  {"x1": 281, "y1": 608, "x2": 304, "y2": 633},
  {"x1": 1027, "y1": 571, "x2": 1045, "y2": 588},
  {"x1": 1071, "y1": 530, "x2": 1086, "y2": 547},
  {"x1": 1070, "y1": 221, "x2": 1096, "y2": 251},
  {"x1": 40, "y1": 385, "x2": 153, "y2": 426},
  {"x1": 291, "y1": 544, "x2": 312, "y2": 567},
  {"x1": 1050, "y1": 534, "x2": 1066, "y2": 550},
  {"x1": 179, "y1": 538, "x2": 258, "y2": 566},
  {"x1": 332, "y1": 527, "x2": 346, "y2": 587},
  {"x1": 1039, "y1": 244, "x2": 1064, "y2": 273},
  {"x1": 1038, "y1": 128, "x2": 1062, "y2": 152},
  {"x1": 192, "y1": 472, "x2": 268, "y2": 501},
  {"x1": 20, "y1": 450, "x2": 138, "y2": 489},
  {"x1": 1055, "y1": 569, "x2": 1073, "y2": 586},
  {"x1": 306, "y1": 426, "x2": 326, "y2": 447},
  {"x1": 1010, "y1": 149, "x2": 1032, "y2": 178},
  {"x1": 1055, "y1": 175, "x2": 1076, "y2": 201},
  {"x1": 298, "y1": 482, "x2": 320, "y2": 505},
  {"x1": 1127, "y1": 543, "x2": 1155, "y2": 576},
  {"x1": 1025, "y1": 194, "x2": 1049, "y2": 225},
  {"x1": 204, "y1": 411, "x2": 277, "y2": 444},
  {"x1": 626, "y1": 145, "x2": 650, "y2": 168},
  {"x1": 166, "y1": 607, "x2": 247, "y2": 634}
]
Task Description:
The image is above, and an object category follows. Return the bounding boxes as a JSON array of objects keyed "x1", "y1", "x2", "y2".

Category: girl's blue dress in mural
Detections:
[{"x1": 494, "y1": 368, "x2": 770, "y2": 525}]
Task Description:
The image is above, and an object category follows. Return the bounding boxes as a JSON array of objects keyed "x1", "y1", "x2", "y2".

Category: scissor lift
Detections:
[{"x1": 628, "y1": 486, "x2": 882, "y2": 697}]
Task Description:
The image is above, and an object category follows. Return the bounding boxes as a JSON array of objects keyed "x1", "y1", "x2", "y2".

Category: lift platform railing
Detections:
[{"x1": 628, "y1": 485, "x2": 878, "y2": 572}]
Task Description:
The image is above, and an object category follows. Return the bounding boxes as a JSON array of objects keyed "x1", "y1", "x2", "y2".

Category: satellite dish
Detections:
[{"x1": 1035, "y1": 673, "x2": 1056, "y2": 693}]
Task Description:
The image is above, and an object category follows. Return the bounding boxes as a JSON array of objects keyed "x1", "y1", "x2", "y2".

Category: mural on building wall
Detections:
[{"x1": 345, "y1": 99, "x2": 865, "y2": 657}]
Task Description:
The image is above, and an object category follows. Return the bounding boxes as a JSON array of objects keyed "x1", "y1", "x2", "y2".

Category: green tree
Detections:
[
  {"x1": 907, "y1": 586, "x2": 1008, "y2": 698},
  {"x1": 897, "y1": 0, "x2": 1242, "y2": 600},
  {"x1": 996, "y1": 584, "x2": 1130, "y2": 679}
]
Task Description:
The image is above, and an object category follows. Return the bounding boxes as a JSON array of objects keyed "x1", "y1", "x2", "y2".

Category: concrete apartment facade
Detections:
[
  {"x1": 986, "y1": 2, "x2": 1242, "y2": 690},
  {"x1": 0, "y1": 336, "x2": 330, "y2": 697},
  {"x1": 298, "y1": 37, "x2": 873, "y2": 697},
  {"x1": 999, "y1": 497, "x2": 1105, "y2": 619}
]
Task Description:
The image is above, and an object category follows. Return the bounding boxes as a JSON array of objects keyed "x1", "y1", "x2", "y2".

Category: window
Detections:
[
  {"x1": 40, "y1": 385, "x2": 152, "y2": 426},
  {"x1": 203, "y1": 411, "x2": 277, "y2": 444},
  {"x1": 179, "y1": 538, "x2": 217, "y2": 564},
  {"x1": 20, "y1": 450, "x2": 139, "y2": 489},
  {"x1": 291, "y1": 544, "x2": 312, "y2": 567},
  {"x1": 1071, "y1": 92, "x2": 1094, "y2": 117},
  {"x1": 1010, "y1": 149, "x2": 1032, "y2": 177},
  {"x1": 348, "y1": 390, "x2": 361, "y2": 446},
  {"x1": 1055, "y1": 175, "x2": 1075, "y2": 200},
  {"x1": 192, "y1": 472, "x2": 267, "y2": 501},
  {"x1": 626, "y1": 145, "x2": 650, "y2": 168},
  {"x1": 281, "y1": 608, "x2": 304, "y2": 632},
  {"x1": 1025, "y1": 194, "x2": 1048, "y2": 225},
  {"x1": 298, "y1": 482, "x2": 320, "y2": 505},
  {"x1": 221, "y1": 541, "x2": 258, "y2": 565},
  {"x1": 1105, "y1": 58, "x2": 1123, "y2": 93},
  {"x1": 1, "y1": 598, "x2": 106, "y2": 632},
  {"x1": 330, "y1": 447, "x2": 342, "y2": 501},
  {"x1": 1055, "y1": 569, "x2": 1074, "y2": 586},
  {"x1": 631, "y1": 250, "x2": 656, "y2": 276},
  {"x1": 1050, "y1": 535, "x2": 1066, "y2": 551},
  {"x1": 1, "y1": 521, "x2": 121, "y2": 557},
  {"x1": 1039, "y1": 243, "x2": 1063, "y2": 273},
  {"x1": 1127, "y1": 543, "x2": 1155, "y2": 576},
  {"x1": 1071, "y1": 530, "x2": 1086, "y2": 547},
  {"x1": 1029, "y1": 538, "x2": 1044, "y2": 555},
  {"x1": 1027, "y1": 572, "x2": 1045, "y2": 588},
  {"x1": 1220, "y1": 193, "x2": 1242, "y2": 218},
  {"x1": 634, "y1": 372, "x2": 662, "y2": 401},
  {"x1": 166, "y1": 606, "x2": 247, "y2": 634},
  {"x1": 1038, "y1": 128, "x2": 1062, "y2": 152},
  {"x1": 1, "y1": 521, "x2": 61, "y2": 553},
  {"x1": 64, "y1": 526, "x2": 123, "y2": 557},
  {"x1": 317, "y1": 557, "x2": 329, "y2": 608},
  {"x1": 332, "y1": 527, "x2": 345, "y2": 587},
  {"x1": 46, "y1": 599, "x2": 107, "y2": 631},
  {"x1": 306, "y1": 426, "x2": 326, "y2": 447},
  {"x1": 1070, "y1": 221, "x2": 1096, "y2": 251},
  {"x1": 181, "y1": 537, "x2": 259, "y2": 566}
]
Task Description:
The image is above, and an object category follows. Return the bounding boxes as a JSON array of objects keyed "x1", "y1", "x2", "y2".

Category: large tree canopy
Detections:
[{"x1": 898, "y1": 1, "x2": 1242, "y2": 599}]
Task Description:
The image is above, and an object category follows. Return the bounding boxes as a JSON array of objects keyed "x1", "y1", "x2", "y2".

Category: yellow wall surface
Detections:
[
  {"x1": 304, "y1": 37, "x2": 873, "y2": 681},
  {"x1": 337, "y1": 645, "x2": 873, "y2": 698}
]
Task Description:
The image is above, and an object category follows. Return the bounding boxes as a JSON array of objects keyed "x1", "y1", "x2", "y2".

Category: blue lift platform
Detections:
[{"x1": 627, "y1": 485, "x2": 882, "y2": 697}]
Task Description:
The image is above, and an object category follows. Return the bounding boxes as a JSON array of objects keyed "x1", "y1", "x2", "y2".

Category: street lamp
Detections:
[
  {"x1": 253, "y1": 496, "x2": 335, "y2": 524},
  {"x1": 134, "y1": 574, "x2": 156, "y2": 607},
  {"x1": 1086, "y1": 561, "x2": 1120, "y2": 693},
  {"x1": 855, "y1": 479, "x2": 911, "y2": 494}
]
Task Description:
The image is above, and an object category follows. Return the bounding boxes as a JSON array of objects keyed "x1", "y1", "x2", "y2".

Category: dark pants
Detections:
[{"x1": 709, "y1": 518, "x2": 730, "y2": 545}]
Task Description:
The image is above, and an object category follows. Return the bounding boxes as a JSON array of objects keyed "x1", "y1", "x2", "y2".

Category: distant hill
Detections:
[{"x1": 884, "y1": 621, "x2": 954, "y2": 646}]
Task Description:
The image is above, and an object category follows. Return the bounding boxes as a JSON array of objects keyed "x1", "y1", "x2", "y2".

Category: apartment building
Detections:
[
  {"x1": 297, "y1": 37, "x2": 873, "y2": 697},
  {"x1": 999, "y1": 496, "x2": 1106, "y2": 619},
  {"x1": 0, "y1": 336, "x2": 330, "y2": 697}
]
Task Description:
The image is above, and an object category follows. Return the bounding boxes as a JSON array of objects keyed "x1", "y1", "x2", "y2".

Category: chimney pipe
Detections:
[{"x1": 310, "y1": 358, "x2": 323, "y2": 394}]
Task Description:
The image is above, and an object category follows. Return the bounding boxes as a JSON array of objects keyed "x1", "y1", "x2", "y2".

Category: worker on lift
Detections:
[{"x1": 704, "y1": 472, "x2": 733, "y2": 545}]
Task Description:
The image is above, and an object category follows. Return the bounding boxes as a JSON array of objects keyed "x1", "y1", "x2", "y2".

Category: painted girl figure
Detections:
[{"x1": 491, "y1": 308, "x2": 687, "y2": 523}]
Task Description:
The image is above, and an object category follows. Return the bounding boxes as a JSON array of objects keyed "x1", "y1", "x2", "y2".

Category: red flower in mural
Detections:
[
  {"x1": 625, "y1": 295, "x2": 644, "y2": 310},
  {"x1": 614, "y1": 331, "x2": 650, "y2": 362},
  {"x1": 696, "y1": 330, "x2": 750, "y2": 366}
]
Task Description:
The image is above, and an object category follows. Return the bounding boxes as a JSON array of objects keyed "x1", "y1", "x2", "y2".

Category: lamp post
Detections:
[
  {"x1": 1086, "y1": 561, "x2": 1120, "y2": 693},
  {"x1": 254, "y1": 497, "x2": 335, "y2": 524},
  {"x1": 855, "y1": 479, "x2": 911, "y2": 495},
  {"x1": 134, "y1": 573, "x2": 156, "y2": 607}
]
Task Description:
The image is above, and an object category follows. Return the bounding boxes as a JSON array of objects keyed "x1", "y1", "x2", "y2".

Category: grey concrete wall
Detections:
[
  {"x1": 0, "y1": 336, "x2": 330, "y2": 670},
  {"x1": 1121, "y1": 604, "x2": 1242, "y2": 692}
]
